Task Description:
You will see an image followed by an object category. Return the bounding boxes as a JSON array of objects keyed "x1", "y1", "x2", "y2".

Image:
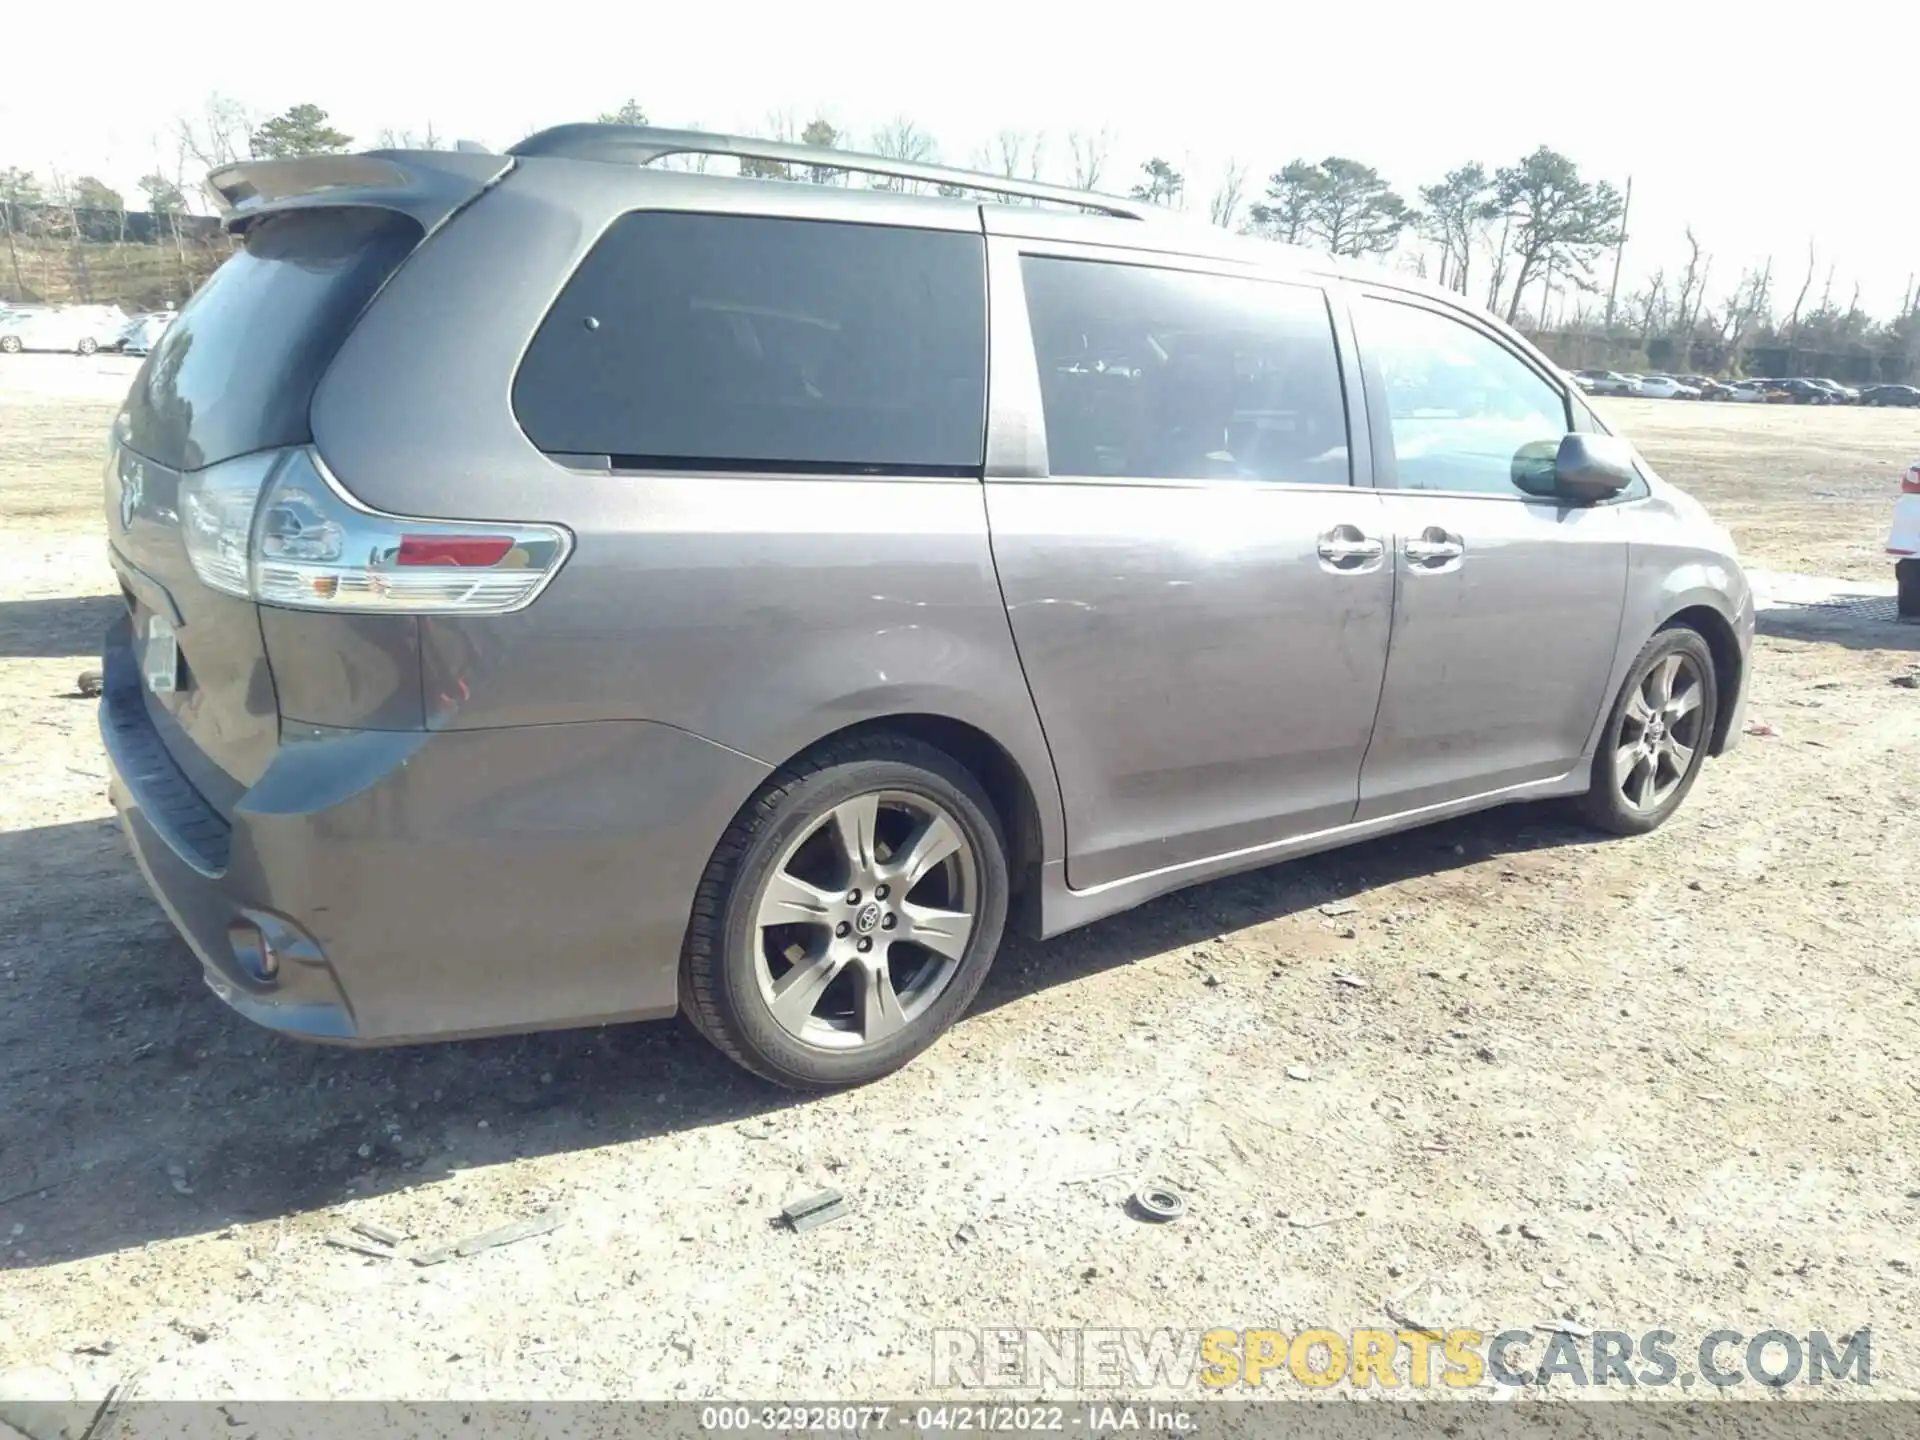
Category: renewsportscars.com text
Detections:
[{"x1": 931, "y1": 1326, "x2": 1871, "y2": 1391}]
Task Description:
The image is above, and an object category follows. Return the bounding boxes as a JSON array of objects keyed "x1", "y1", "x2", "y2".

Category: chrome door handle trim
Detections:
[
  {"x1": 1404, "y1": 539, "x2": 1464, "y2": 562},
  {"x1": 1317, "y1": 537, "x2": 1386, "y2": 562}
]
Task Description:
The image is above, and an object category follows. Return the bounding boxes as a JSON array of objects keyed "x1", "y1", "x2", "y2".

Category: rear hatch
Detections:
[{"x1": 105, "y1": 203, "x2": 431, "y2": 817}]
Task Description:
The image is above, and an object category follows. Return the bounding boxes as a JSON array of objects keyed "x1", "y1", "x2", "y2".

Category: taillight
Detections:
[
  {"x1": 1903, "y1": 466, "x2": 1920, "y2": 495},
  {"x1": 179, "y1": 449, "x2": 570, "y2": 615}
]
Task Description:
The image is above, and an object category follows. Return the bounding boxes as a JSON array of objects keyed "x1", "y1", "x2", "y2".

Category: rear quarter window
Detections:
[
  {"x1": 121, "y1": 207, "x2": 422, "y2": 472},
  {"x1": 512, "y1": 213, "x2": 987, "y2": 473}
]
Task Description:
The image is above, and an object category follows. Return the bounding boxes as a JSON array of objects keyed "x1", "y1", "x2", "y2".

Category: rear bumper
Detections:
[{"x1": 101, "y1": 630, "x2": 771, "y2": 1044}]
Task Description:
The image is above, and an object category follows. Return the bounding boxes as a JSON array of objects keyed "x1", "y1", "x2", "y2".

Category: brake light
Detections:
[
  {"x1": 1903, "y1": 466, "x2": 1920, "y2": 495},
  {"x1": 178, "y1": 448, "x2": 570, "y2": 614},
  {"x1": 395, "y1": 535, "x2": 516, "y2": 567}
]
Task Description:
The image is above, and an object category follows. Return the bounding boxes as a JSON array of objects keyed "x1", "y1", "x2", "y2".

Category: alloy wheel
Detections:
[
  {"x1": 751, "y1": 790, "x2": 978, "y2": 1050},
  {"x1": 1614, "y1": 651, "x2": 1705, "y2": 813}
]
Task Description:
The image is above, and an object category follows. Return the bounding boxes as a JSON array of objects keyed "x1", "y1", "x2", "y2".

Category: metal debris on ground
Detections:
[
  {"x1": 949, "y1": 1222, "x2": 978, "y2": 1251},
  {"x1": 76, "y1": 670, "x2": 103, "y2": 698},
  {"x1": 351, "y1": 1221, "x2": 405, "y2": 1247},
  {"x1": 1285, "y1": 1065, "x2": 1312, "y2": 1082},
  {"x1": 326, "y1": 1234, "x2": 398, "y2": 1260},
  {"x1": 1318, "y1": 900, "x2": 1359, "y2": 917},
  {"x1": 1892, "y1": 669, "x2": 1920, "y2": 690},
  {"x1": 779, "y1": 1190, "x2": 848, "y2": 1234},
  {"x1": 1333, "y1": 972, "x2": 1368, "y2": 989},
  {"x1": 1127, "y1": 1183, "x2": 1187, "y2": 1223},
  {"x1": 411, "y1": 1210, "x2": 567, "y2": 1266}
]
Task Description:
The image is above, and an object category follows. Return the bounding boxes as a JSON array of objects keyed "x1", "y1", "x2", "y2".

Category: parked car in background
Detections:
[
  {"x1": 1722, "y1": 382, "x2": 1769, "y2": 403},
  {"x1": 1578, "y1": 370, "x2": 1639, "y2": 396},
  {"x1": 1635, "y1": 375, "x2": 1701, "y2": 400},
  {"x1": 1763, "y1": 379, "x2": 1838, "y2": 405},
  {"x1": 1694, "y1": 380, "x2": 1739, "y2": 401},
  {"x1": 119, "y1": 311, "x2": 175, "y2": 357},
  {"x1": 1862, "y1": 384, "x2": 1920, "y2": 407},
  {"x1": 96, "y1": 124, "x2": 1752, "y2": 1087},
  {"x1": 0, "y1": 304, "x2": 128, "y2": 355},
  {"x1": 1889, "y1": 463, "x2": 1920, "y2": 619},
  {"x1": 1808, "y1": 378, "x2": 1859, "y2": 404}
]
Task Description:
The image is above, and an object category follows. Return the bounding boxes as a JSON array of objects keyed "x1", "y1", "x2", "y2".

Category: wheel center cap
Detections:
[
  {"x1": 1647, "y1": 718, "x2": 1665, "y2": 743},
  {"x1": 854, "y1": 902, "x2": 883, "y2": 935}
]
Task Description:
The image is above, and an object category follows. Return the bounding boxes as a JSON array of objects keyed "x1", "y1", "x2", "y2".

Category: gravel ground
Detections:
[{"x1": 2, "y1": 355, "x2": 1918, "y2": 1404}]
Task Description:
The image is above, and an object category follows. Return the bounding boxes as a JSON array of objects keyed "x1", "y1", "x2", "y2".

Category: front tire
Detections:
[
  {"x1": 681, "y1": 734, "x2": 1010, "y2": 1089},
  {"x1": 1577, "y1": 627, "x2": 1718, "y2": 836},
  {"x1": 0, "y1": 336, "x2": 20, "y2": 354},
  {"x1": 76, "y1": 337, "x2": 98, "y2": 356}
]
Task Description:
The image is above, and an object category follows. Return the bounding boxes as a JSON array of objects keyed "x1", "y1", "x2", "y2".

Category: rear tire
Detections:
[
  {"x1": 0, "y1": 336, "x2": 20, "y2": 354},
  {"x1": 681, "y1": 734, "x2": 1009, "y2": 1089},
  {"x1": 76, "y1": 337, "x2": 97, "y2": 356},
  {"x1": 1898, "y1": 559, "x2": 1920, "y2": 621},
  {"x1": 1577, "y1": 627, "x2": 1718, "y2": 836}
]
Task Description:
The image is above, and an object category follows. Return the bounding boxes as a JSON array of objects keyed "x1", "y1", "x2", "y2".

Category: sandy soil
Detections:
[{"x1": 2, "y1": 356, "x2": 1919, "y2": 1405}]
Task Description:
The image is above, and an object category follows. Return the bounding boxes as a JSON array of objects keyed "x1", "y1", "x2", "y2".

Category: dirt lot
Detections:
[{"x1": 2, "y1": 358, "x2": 1919, "y2": 1404}]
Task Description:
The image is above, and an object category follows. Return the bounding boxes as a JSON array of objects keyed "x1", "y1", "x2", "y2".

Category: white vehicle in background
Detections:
[
  {"x1": 1890, "y1": 463, "x2": 1920, "y2": 619},
  {"x1": 119, "y1": 311, "x2": 175, "y2": 357},
  {"x1": 0, "y1": 304, "x2": 128, "y2": 355},
  {"x1": 1636, "y1": 375, "x2": 1702, "y2": 400},
  {"x1": 1723, "y1": 382, "x2": 1768, "y2": 403}
]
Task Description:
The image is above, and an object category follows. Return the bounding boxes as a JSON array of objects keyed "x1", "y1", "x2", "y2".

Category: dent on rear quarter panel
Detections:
[
  {"x1": 236, "y1": 718, "x2": 771, "y2": 1038},
  {"x1": 261, "y1": 609, "x2": 424, "y2": 731},
  {"x1": 309, "y1": 160, "x2": 1067, "y2": 862}
]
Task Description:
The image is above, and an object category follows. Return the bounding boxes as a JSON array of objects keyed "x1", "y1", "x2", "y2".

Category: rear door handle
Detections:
[
  {"x1": 1404, "y1": 528, "x2": 1465, "y2": 566},
  {"x1": 1316, "y1": 527, "x2": 1386, "y2": 567}
]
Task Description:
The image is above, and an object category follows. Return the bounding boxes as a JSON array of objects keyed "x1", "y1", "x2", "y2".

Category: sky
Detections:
[{"x1": 4, "y1": 0, "x2": 1916, "y2": 320}]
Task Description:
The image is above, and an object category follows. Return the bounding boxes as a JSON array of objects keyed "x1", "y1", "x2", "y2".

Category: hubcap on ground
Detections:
[
  {"x1": 1615, "y1": 651, "x2": 1705, "y2": 812},
  {"x1": 752, "y1": 790, "x2": 978, "y2": 1050}
]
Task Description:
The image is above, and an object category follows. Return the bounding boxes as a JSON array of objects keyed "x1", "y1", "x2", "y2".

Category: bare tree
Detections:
[
  {"x1": 869, "y1": 117, "x2": 938, "y2": 191},
  {"x1": 1723, "y1": 258, "x2": 1773, "y2": 374},
  {"x1": 1672, "y1": 228, "x2": 1705, "y2": 339},
  {"x1": 375, "y1": 123, "x2": 446, "y2": 151},
  {"x1": 1206, "y1": 160, "x2": 1246, "y2": 230},
  {"x1": 177, "y1": 94, "x2": 256, "y2": 172},
  {"x1": 1785, "y1": 241, "x2": 1817, "y2": 371},
  {"x1": 740, "y1": 109, "x2": 800, "y2": 180},
  {"x1": 1066, "y1": 129, "x2": 1109, "y2": 191},
  {"x1": 1483, "y1": 210, "x2": 1512, "y2": 316},
  {"x1": 1633, "y1": 268, "x2": 1669, "y2": 340}
]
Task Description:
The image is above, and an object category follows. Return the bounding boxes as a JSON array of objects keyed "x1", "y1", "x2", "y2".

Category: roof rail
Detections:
[{"x1": 507, "y1": 124, "x2": 1157, "y2": 221}]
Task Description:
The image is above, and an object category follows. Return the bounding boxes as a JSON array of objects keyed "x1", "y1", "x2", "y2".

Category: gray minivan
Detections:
[{"x1": 100, "y1": 126, "x2": 1752, "y2": 1087}]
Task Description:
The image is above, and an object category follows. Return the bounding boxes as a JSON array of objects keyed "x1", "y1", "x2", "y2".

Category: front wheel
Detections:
[
  {"x1": 1577, "y1": 627, "x2": 1719, "y2": 836},
  {"x1": 76, "y1": 337, "x2": 98, "y2": 356},
  {"x1": 0, "y1": 336, "x2": 20, "y2": 354},
  {"x1": 681, "y1": 734, "x2": 1010, "y2": 1089}
]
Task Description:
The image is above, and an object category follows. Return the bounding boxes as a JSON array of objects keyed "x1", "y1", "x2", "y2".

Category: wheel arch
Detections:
[
  {"x1": 1657, "y1": 603, "x2": 1742, "y2": 756},
  {"x1": 771, "y1": 712, "x2": 1051, "y2": 932}
]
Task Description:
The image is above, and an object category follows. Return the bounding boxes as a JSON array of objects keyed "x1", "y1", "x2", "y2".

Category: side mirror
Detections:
[{"x1": 1548, "y1": 432, "x2": 1638, "y2": 504}]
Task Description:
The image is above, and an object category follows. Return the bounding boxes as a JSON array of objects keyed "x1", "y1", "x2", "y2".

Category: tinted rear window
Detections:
[
  {"x1": 512, "y1": 213, "x2": 987, "y2": 472},
  {"x1": 1020, "y1": 256, "x2": 1351, "y2": 484},
  {"x1": 122, "y1": 207, "x2": 422, "y2": 472}
]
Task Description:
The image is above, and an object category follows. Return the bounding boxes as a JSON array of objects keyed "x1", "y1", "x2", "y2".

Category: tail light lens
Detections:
[
  {"x1": 179, "y1": 449, "x2": 570, "y2": 614},
  {"x1": 1903, "y1": 466, "x2": 1920, "y2": 495}
]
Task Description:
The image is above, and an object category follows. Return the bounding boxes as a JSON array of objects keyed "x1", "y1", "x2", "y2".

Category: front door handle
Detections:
[
  {"x1": 1317, "y1": 526, "x2": 1386, "y2": 568},
  {"x1": 1404, "y1": 528, "x2": 1465, "y2": 567}
]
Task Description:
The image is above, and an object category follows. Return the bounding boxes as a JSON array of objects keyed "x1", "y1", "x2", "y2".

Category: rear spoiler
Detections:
[{"x1": 203, "y1": 149, "x2": 513, "y2": 234}]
